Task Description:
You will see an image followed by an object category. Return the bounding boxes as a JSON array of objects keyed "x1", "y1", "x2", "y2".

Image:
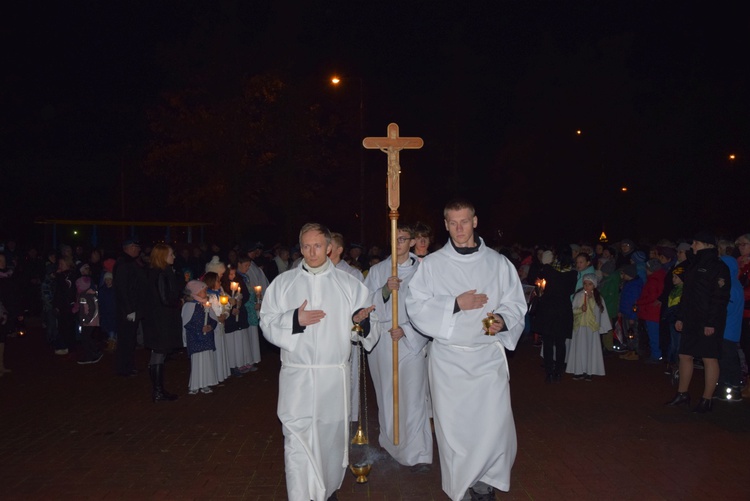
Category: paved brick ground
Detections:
[{"x1": 1, "y1": 320, "x2": 749, "y2": 500}]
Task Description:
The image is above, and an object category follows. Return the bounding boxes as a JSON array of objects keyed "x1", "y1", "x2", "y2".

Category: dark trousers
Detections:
[
  {"x1": 115, "y1": 319, "x2": 138, "y2": 375},
  {"x1": 79, "y1": 326, "x2": 101, "y2": 362},
  {"x1": 56, "y1": 310, "x2": 77, "y2": 350},
  {"x1": 719, "y1": 339, "x2": 742, "y2": 388},
  {"x1": 740, "y1": 318, "x2": 750, "y2": 377},
  {"x1": 542, "y1": 334, "x2": 566, "y2": 374}
]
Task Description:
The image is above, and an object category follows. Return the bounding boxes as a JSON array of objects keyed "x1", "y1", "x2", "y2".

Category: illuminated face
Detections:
[
  {"x1": 395, "y1": 230, "x2": 415, "y2": 259},
  {"x1": 301, "y1": 230, "x2": 332, "y2": 268},
  {"x1": 583, "y1": 280, "x2": 595, "y2": 293},
  {"x1": 329, "y1": 242, "x2": 344, "y2": 261},
  {"x1": 166, "y1": 248, "x2": 175, "y2": 265},
  {"x1": 736, "y1": 239, "x2": 750, "y2": 257},
  {"x1": 238, "y1": 261, "x2": 251, "y2": 274},
  {"x1": 575, "y1": 255, "x2": 591, "y2": 271},
  {"x1": 414, "y1": 235, "x2": 430, "y2": 254},
  {"x1": 444, "y1": 208, "x2": 477, "y2": 248}
]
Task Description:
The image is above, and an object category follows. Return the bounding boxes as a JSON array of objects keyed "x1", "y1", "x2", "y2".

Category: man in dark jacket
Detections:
[
  {"x1": 113, "y1": 238, "x2": 147, "y2": 377},
  {"x1": 667, "y1": 232, "x2": 730, "y2": 413}
]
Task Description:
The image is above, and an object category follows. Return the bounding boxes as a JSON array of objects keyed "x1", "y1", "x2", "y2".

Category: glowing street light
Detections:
[
  {"x1": 331, "y1": 74, "x2": 366, "y2": 245},
  {"x1": 729, "y1": 153, "x2": 736, "y2": 161},
  {"x1": 620, "y1": 186, "x2": 628, "y2": 192}
]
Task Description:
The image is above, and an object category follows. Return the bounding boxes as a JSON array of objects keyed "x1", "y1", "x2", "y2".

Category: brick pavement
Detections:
[{"x1": 1, "y1": 320, "x2": 749, "y2": 500}]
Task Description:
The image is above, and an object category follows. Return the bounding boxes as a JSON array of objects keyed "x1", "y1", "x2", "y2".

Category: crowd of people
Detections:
[{"x1": 1, "y1": 205, "x2": 749, "y2": 500}]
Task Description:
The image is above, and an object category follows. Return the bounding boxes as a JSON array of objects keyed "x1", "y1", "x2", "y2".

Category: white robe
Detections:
[
  {"x1": 260, "y1": 259, "x2": 380, "y2": 501},
  {"x1": 364, "y1": 253, "x2": 432, "y2": 466},
  {"x1": 207, "y1": 292, "x2": 230, "y2": 382},
  {"x1": 566, "y1": 291, "x2": 611, "y2": 376},
  {"x1": 334, "y1": 259, "x2": 365, "y2": 421},
  {"x1": 405, "y1": 238, "x2": 526, "y2": 501}
]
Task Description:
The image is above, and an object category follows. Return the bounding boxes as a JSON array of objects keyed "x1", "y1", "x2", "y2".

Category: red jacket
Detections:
[{"x1": 636, "y1": 268, "x2": 666, "y2": 322}]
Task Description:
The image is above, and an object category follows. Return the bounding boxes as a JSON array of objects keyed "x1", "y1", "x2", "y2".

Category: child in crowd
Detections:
[
  {"x1": 598, "y1": 260, "x2": 621, "y2": 351},
  {"x1": 220, "y1": 266, "x2": 252, "y2": 377},
  {"x1": 75, "y1": 268, "x2": 102, "y2": 364},
  {"x1": 203, "y1": 270, "x2": 230, "y2": 383},
  {"x1": 636, "y1": 259, "x2": 666, "y2": 363},
  {"x1": 98, "y1": 272, "x2": 117, "y2": 353},
  {"x1": 182, "y1": 280, "x2": 218, "y2": 394},
  {"x1": 618, "y1": 264, "x2": 644, "y2": 361},
  {"x1": 665, "y1": 265, "x2": 685, "y2": 379},
  {"x1": 567, "y1": 274, "x2": 612, "y2": 381}
]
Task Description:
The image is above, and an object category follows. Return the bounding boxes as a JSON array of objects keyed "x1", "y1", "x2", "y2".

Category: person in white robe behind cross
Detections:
[
  {"x1": 329, "y1": 232, "x2": 365, "y2": 423},
  {"x1": 365, "y1": 223, "x2": 433, "y2": 468},
  {"x1": 405, "y1": 198, "x2": 527, "y2": 501},
  {"x1": 260, "y1": 223, "x2": 378, "y2": 501}
]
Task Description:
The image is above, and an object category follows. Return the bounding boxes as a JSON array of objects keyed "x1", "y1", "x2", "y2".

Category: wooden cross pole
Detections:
[{"x1": 362, "y1": 123, "x2": 423, "y2": 445}]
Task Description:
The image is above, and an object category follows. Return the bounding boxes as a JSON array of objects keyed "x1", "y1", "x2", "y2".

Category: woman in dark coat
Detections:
[
  {"x1": 143, "y1": 244, "x2": 184, "y2": 402},
  {"x1": 667, "y1": 233, "x2": 730, "y2": 413},
  {"x1": 533, "y1": 244, "x2": 578, "y2": 383}
]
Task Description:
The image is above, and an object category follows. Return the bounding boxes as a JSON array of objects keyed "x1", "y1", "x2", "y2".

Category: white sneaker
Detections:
[{"x1": 200, "y1": 387, "x2": 213, "y2": 394}]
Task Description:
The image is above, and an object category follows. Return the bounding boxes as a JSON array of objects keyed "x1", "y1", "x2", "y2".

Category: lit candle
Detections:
[
  {"x1": 230, "y1": 281, "x2": 239, "y2": 297},
  {"x1": 541, "y1": 279, "x2": 546, "y2": 292},
  {"x1": 254, "y1": 285, "x2": 262, "y2": 301},
  {"x1": 204, "y1": 301, "x2": 211, "y2": 326},
  {"x1": 219, "y1": 294, "x2": 229, "y2": 306}
]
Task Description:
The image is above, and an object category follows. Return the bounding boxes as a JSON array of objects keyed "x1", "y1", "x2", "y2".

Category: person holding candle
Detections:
[
  {"x1": 203, "y1": 268, "x2": 231, "y2": 383},
  {"x1": 182, "y1": 280, "x2": 219, "y2": 394},
  {"x1": 566, "y1": 273, "x2": 611, "y2": 381},
  {"x1": 237, "y1": 256, "x2": 261, "y2": 372},
  {"x1": 221, "y1": 267, "x2": 251, "y2": 377},
  {"x1": 260, "y1": 223, "x2": 378, "y2": 501},
  {"x1": 532, "y1": 245, "x2": 577, "y2": 383},
  {"x1": 143, "y1": 244, "x2": 184, "y2": 402}
]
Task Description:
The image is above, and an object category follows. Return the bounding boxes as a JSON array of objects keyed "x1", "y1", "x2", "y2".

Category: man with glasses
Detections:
[{"x1": 364, "y1": 223, "x2": 433, "y2": 468}]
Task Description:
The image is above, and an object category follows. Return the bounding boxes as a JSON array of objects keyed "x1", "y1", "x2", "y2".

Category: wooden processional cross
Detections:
[{"x1": 362, "y1": 123, "x2": 423, "y2": 445}]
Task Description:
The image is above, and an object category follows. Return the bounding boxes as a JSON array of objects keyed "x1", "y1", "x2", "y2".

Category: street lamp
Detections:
[{"x1": 331, "y1": 75, "x2": 366, "y2": 245}]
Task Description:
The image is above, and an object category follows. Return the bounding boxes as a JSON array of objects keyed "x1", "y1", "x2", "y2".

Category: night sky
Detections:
[{"x1": 3, "y1": 1, "x2": 748, "y2": 249}]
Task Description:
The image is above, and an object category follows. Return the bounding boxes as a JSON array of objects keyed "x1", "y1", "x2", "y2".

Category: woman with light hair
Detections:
[{"x1": 143, "y1": 243, "x2": 184, "y2": 402}]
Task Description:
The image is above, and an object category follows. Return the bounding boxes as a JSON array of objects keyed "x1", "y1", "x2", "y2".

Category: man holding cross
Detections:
[
  {"x1": 364, "y1": 222, "x2": 433, "y2": 467},
  {"x1": 406, "y1": 199, "x2": 527, "y2": 501}
]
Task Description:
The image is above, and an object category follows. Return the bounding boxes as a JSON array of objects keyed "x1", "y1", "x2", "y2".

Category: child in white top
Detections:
[{"x1": 567, "y1": 273, "x2": 612, "y2": 381}]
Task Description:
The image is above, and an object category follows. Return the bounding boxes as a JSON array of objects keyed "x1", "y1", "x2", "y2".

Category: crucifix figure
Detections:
[
  {"x1": 363, "y1": 123, "x2": 424, "y2": 211},
  {"x1": 362, "y1": 123, "x2": 423, "y2": 445}
]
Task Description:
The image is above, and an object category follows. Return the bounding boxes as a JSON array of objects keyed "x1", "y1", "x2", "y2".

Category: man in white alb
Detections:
[
  {"x1": 260, "y1": 223, "x2": 378, "y2": 501},
  {"x1": 405, "y1": 199, "x2": 526, "y2": 501},
  {"x1": 329, "y1": 231, "x2": 365, "y2": 422},
  {"x1": 365, "y1": 223, "x2": 433, "y2": 467}
]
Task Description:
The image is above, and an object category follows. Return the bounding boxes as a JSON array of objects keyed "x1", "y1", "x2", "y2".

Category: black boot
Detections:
[
  {"x1": 666, "y1": 391, "x2": 690, "y2": 407},
  {"x1": 692, "y1": 397, "x2": 713, "y2": 413},
  {"x1": 544, "y1": 372, "x2": 554, "y2": 384},
  {"x1": 151, "y1": 364, "x2": 177, "y2": 403}
]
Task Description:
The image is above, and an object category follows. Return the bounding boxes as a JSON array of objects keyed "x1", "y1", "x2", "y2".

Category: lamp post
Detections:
[{"x1": 331, "y1": 75, "x2": 365, "y2": 245}]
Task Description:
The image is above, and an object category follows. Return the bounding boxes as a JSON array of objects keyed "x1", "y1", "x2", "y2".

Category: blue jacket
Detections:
[
  {"x1": 619, "y1": 277, "x2": 644, "y2": 320},
  {"x1": 721, "y1": 256, "x2": 743, "y2": 343}
]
